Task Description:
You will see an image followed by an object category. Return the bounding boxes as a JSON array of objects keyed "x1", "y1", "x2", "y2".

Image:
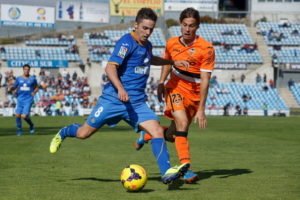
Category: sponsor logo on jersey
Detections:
[
  {"x1": 143, "y1": 58, "x2": 149, "y2": 64},
  {"x1": 134, "y1": 66, "x2": 149, "y2": 75},
  {"x1": 20, "y1": 83, "x2": 30, "y2": 91},
  {"x1": 118, "y1": 46, "x2": 127, "y2": 58},
  {"x1": 189, "y1": 48, "x2": 196, "y2": 55}
]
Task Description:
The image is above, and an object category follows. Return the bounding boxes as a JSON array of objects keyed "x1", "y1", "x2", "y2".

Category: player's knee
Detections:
[
  {"x1": 21, "y1": 114, "x2": 27, "y2": 119},
  {"x1": 15, "y1": 114, "x2": 21, "y2": 118},
  {"x1": 150, "y1": 126, "x2": 164, "y2": 138},
  {"x1": 175, "y1": 119, "x2": 189, "y2": 131}
]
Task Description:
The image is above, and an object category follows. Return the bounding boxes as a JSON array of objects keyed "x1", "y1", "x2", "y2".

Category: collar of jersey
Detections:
[
  {"x1": 130, "y1": 30, "x2": 145, "y2": 46},
  {"x1": 178, "y1": 36, "x2": 199, "y2": 47}
]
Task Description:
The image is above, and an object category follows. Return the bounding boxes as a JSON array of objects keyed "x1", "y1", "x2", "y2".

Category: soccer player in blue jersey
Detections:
[
  {"x1": 10, "y1": 64, "x2": 38, "y2": 136},
  {"x1": 49, "y1": 7, "x2": 190, "y2": 184}
]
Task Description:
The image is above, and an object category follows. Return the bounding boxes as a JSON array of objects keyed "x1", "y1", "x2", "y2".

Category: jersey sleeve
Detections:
[
  {"x1": 108, "y1": 36, "x2": 132, "y2": 66},
  {"x1": 164, "y1": 41, "x2": 171, "y2": 60},
  {"x1": 200, "y1": 46, "x2": 215, "y2": 72}
]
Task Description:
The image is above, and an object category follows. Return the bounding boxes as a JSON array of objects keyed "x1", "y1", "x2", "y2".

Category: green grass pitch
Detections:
[{"x1": 0, "y1": 116, "x2": 299, "y2": 200}]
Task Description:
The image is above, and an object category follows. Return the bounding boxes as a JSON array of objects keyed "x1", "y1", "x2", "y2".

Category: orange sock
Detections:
[
  {"x1": 175, "y1": 136, "x2": 191, "y2": 164},
  {"x1": 144, "y1": 127, "x2": 168, "y2": 141},
  {"x1": 144, "y1": 133, "x2": 152, "y2": 141}
]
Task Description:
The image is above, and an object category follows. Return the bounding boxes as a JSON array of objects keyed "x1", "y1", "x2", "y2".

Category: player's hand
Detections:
[
  {"x1": 194, "y1": 109, "x2": 207, "y2": 130},
  {"x1": 157, "y1": 83, "x2": 165, "y2": 102},
  {"x1": 174, "y1": 60, "x2": 189, "y2": 69},
  {"x1": 118, "y1": 88, "x2": 129, "y2": 102}
]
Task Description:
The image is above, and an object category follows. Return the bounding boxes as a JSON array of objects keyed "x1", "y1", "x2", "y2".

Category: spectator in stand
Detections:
[
  {"x1": 240, "y1": 74, "x2": 246, "y2": 83},
  {"x1": 242, "y1": 93, "x2": 252, "y2": 103},
  {"x1": 262, "y1": 103, "x2": 268, "y2": 117},
  {"x1": 256, "y1": 73, "x2": 262, "y2": 83},
  {"x1": 209, "y1": 75, "x2": 218, "y2": 87},
  {"x1": 243, "y1": 106, "x2": 248, "y2": 116},
  {"x1": 291, "y1": 29, "x2": 299, "y2": 36},
  {"x1": 72, "y1": 71, "x2": 78, "y2": 81},
  {"x1": 234, "y1": 104, "x2": 242, "y2": 116},
  {"x1": 231, "y1": 74, "x2": 235, "y2": 82},
  {"x1": 288, "y1": 78, "x2": 295, "y2": 89},
  {"x1": 269, "y1": 79, "x2": 274, "y2": 88},
  {"x1": 223, "y1": 103, "x2": 231, "y2": 116},
  {"x1": 0, "y1": 72, "x2": 2, "y2": 87},
  {"x1": 239, "y1": 43, "x2": 251, "y2": 53},
  {"x1": 0, "y1": 46, "x2": 6, "y2": 53},
  {"x1": 263, "y1": 73, "x2": 267, "y2": 83}
]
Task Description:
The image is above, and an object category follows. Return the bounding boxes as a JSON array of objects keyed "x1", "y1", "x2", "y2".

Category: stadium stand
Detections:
[
  {"x1": 206, "y1": 82, "x2": 288, "y2": 112},
  {"x1": 269, "y1": 47, "x2": 300, "y2": 64},
  {"x1": 0, "y1": 46, "x2": 80, "y2": 62},
  {"x1": 84, "y1": 28, "x2": 166, "y2": 62},
  {"x1": 290, "y1": 83, "x2": 300, "y2": 106},
  {"x1": 25, "y1": 35, "x2": 75, "y2": 46},
  {"x1": 257, "y1": 22, "x2": 300, "y2": 46},
  {"x1": 170, "y1": 24, "x2": 262, "y2": 64},
  {"x1": 215, "y1": 46, "x2": 262, "y2": 64},
  {"x1": 169, "y1": 24, "x2": 254, "y2": 45}
]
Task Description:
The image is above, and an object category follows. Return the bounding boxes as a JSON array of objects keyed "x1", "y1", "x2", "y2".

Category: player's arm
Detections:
[
  {"x1": 150, "y1": 56, "x2": 189, "y2": 68},
  {"x1": 157, "y1": 64, "x2": 172, "y2": 102},
  {"x1": 194, "y1": 46, "x2": 215, "y2": 130},
  {"x1": 32, "y1": 84, "x2": 39, "y2": 96},
  {"x1": 31, "y1": 78, "x2": 39, "y2": 96},
  {"x1": 105, "y1": 63, "x2": 129, "y2": 102},
  {"x1": 194, "y1": 71, "x2": 211, "y2": 130},
  {"x1": 9, "y1": 78, "x2": 18, "y2": 91}
]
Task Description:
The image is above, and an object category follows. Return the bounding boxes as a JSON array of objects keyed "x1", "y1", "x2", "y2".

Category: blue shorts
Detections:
[
  {"x1": 86, "y1": 96, "x2": 159, "y2": 132},
  {"x1": 15, "y1": 102, "x2": 33, "y2": 116}
]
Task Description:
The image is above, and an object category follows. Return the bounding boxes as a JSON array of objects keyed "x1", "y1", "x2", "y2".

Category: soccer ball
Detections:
[{"x1": 120, "y1": 164, "x2": 147, "y2": 192}]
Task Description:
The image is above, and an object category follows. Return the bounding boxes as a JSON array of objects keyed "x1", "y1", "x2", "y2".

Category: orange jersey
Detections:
[{"x1": 164, "y1": 36, "x2": 215, "y2": 101}]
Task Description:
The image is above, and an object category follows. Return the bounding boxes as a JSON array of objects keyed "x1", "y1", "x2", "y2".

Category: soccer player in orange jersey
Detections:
[{"x1": 134, "y1": 7, "x2": 215, "y2": 183}]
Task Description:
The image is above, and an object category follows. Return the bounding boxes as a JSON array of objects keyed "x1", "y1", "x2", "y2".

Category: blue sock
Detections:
[
  {"x1": 16, "y1": 117, "x2": 22, "y2": 131},
  {"x1": 24, "y1": 117, "x2": 34, "y2": 128},
  {"x1": 151, "y1": 138, "x2": 171, "y2": 176},
  {"x1": 59, "y1": 123, "x2": 82, "y2": 139}
]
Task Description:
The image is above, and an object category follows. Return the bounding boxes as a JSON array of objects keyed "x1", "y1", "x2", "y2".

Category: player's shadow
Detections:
[
  {"x1": 71, "y1": 177, "x2": 154, "y2": 193},
  {"x1": 147, "y1": 176, "x2": 196, "y2": 191},
  {"x1": 72, "y1": 177, "x2": 119, "y2": 182},
  {"x1": 197, "y1": 168, "x2": 253, "y2": 180},
  {"x1": 147, "y1": 168, "x2": 252, "y2": 190},
  {"x1": 0, "y1": 125, "x2": 132, "y2": 136}
]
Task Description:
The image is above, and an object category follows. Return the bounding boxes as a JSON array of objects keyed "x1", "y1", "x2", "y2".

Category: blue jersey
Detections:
[
  {"x1": 13, "y1": 76, "x2": 37, "y2": 103},
  {"x1": 102, "y1": 31, "x2": 152, "y2": 103}
]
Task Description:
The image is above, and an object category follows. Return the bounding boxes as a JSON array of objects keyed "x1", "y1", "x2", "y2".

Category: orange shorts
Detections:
[{"x1": 164, "y1": 87, "x2": 200, "y2": 121}]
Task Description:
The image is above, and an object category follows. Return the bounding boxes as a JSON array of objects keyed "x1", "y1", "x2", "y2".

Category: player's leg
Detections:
[
  {"x1": 132, "y1": 102, "x2": 189, "y2": 184},
  {"x1": 139, "y1": 119, "x2": 189, "y2": 184},
  {"x1": 15, "y1": 103, "x2": 23, "y2": 136},
  {"x1": 21, "y1": 103, "x2": 35, "y2": 134},
  {"x1": 134, "y1": 124, "x2": 174, "y2": 150},
  {"x1": 167, "y1": 89, "x2": 199, "y2": 183},
  {"x1": 50, "y1": 97, "x2": 123, "y2": 153},
  {"x1": 172, "y1": 110, "x2": 199, "y2": 183},
  {"x1": 15, "y1": 113, "x2": 22, "y2": 136}
]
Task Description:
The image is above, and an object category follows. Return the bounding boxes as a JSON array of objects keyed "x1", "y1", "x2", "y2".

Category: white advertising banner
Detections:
[
  {"x1": 56, "y1": 1, "x2": 109, "y2": 23},
  {"x1": 164, "y1": 0, "x2": 218, "y2": 12},
  {"x1": 0, "y1": 4, "x2": 55, "y2": 28}
]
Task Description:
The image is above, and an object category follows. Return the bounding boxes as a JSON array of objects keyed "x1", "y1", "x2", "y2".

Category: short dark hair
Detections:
[
  {"x1": 179, "y1": 7, "x2": 200, "y2": 26},
  {"x1": 135, "y1": 8, "x2": 157, "y2": 24},
  {"x1": 23, "y1": 64, "x2": 31, "y2": 69}
]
